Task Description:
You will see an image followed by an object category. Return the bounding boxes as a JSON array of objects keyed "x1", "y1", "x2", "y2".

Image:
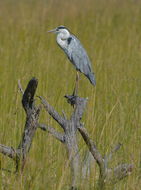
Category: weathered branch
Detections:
[
  {"x1": 38, "y1": 96, "x2": 66, "y2": 130},
  {"x1": 18, "y1": 79, "x2": 24, "y2": 95},
  {"x1": 78, "y1": 126, "x2": 133, "y2": 189},
  {"x1": 0, "y1": 78, "x2": 40, "y2": 172},
  {"x1": 39, "y1": 94, "x2": 88, "y2": 189},
  {"x1": 105, "y1": 163, "x2": 133, "y2": 184},
  {"x1": 38, "y1": 123, "x2": 65, "y2": 143},
  {"x1": 104, "y1": 143, "x2": 122, "y2": 169},
  {"x1": 78, "y1": 126, "x2": 105, "y2": 177},
  {"x1": 0, "y1": 144, "x2": 19, "y2": 160}
]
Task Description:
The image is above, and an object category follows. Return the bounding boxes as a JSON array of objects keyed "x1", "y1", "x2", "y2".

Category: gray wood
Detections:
[
  {"x1": 0, "y1": 78, "x2": 40, "y2": 172},
  {"x1": 0, "y1": 78, "x2": 133, "y2": 189},
  {"x1": 78, "y1": 126, "x2": 133, "y2": 189},
  {"x1": 38, "y1": 95, "x2": 87, "y2": 189},
  {"x1": 39, "y1": 93, "x2": 133, "y2": 189}
]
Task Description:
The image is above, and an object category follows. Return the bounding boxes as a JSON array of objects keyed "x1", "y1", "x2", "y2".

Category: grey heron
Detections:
[{"x1": 48, "y1": 26, "x2": 96, "y2": 95}]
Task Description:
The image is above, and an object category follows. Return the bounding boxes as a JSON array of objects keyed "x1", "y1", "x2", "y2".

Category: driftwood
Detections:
[
  {"x1": 38, "y1": 95, "x2": 87, "y2": 189},
  {"x1": 0, "y1": 78, "x2": 40, "y2": 172}
]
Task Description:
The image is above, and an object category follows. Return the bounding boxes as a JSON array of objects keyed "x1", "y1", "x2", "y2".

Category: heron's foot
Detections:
[{"x1": 64, "y1": 94, "x2": 78, "y2": 107}]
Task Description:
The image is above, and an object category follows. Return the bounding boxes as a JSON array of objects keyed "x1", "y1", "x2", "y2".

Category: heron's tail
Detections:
[{"x1": 87, "y1": 72, "x2": 96, "y2": 86}]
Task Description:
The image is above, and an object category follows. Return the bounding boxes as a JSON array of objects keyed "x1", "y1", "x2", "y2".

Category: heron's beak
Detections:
[{"x1": 47, "y1": 29, "x2": 56, "y2": 33}]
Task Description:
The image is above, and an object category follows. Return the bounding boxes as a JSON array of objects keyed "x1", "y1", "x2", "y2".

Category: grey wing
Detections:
[
  {"x1": 67, "y1": 35, "x2": 96, "y2": 85},
  {"x1": 68, "y1": 35, "x2": 93, "y2": 76}
]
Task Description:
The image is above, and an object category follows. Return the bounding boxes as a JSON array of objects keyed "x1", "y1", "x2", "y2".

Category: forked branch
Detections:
[
  {"x1": 38, "y1": 96, "x2": 66, "y2": 130},
  {"x1": 38, "y1": 95, "x2": 87, "y2": 190}
]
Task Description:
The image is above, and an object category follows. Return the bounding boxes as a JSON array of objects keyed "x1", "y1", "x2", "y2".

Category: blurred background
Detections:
[{"x1": 0, "y1": 0, "x2": 141, "y2": 189}]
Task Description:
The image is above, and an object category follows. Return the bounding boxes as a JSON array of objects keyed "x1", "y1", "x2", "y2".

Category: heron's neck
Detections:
[{"x1": 56, "y1": 31, "x2": 70, "y2": 49}]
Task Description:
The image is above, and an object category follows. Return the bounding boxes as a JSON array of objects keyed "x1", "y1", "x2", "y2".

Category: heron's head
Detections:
[{"x1": 48, "y1": 26, "x2": 70, "y2": 38}]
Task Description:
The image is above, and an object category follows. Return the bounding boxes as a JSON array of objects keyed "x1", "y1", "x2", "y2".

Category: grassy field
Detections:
[{"x1": 0, "y1": 0, "x2": 141, "y2": 189}]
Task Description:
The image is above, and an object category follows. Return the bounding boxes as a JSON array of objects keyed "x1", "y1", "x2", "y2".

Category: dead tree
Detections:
[
  {"x1": 0, "y1": 78, "x2": 133, "y2": 189},
  {"x1": 0, "y1": 78, "x2": 40, "y2": 172},
  {"x1": 39, "y1": 94, "x2": 133, "y2": 189},
  {"x1": 38, "y1": 95, "x2": 87, "y2": 189}
]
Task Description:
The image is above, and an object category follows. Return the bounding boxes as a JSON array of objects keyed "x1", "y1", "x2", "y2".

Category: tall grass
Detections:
[{"x1": 0, "y1": 0, "x2": 141, "y2": 189}]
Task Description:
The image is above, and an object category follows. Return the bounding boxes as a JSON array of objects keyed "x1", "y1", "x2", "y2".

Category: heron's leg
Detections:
[{"x1": 73, "y1": 71, "x2": 79, "y2": 96}]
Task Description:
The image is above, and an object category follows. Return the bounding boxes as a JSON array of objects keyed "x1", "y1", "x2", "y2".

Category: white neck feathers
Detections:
[{"x1": 56, "y1": 29, "x2": 70, "y2": 49}]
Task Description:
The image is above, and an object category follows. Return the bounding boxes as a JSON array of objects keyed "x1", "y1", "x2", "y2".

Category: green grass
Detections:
[{"x1": 0, "y1": 0, "x2": 141, "y2": 189}]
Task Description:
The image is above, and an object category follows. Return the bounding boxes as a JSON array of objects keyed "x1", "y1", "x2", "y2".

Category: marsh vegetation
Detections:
[{"x1": 0, "y1": 0, "x2": 141, "y2": 189}]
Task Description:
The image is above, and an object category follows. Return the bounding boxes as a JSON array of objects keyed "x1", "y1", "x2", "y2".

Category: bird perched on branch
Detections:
[{"x1": 48, "y1": 25, "x2": 96, "y2": 95}]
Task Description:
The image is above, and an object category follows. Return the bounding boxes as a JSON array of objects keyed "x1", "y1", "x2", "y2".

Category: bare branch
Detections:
[
  {"x1": 38, "y1": 96, "x2": 66, "y2": 130},
  {"x1": 18, "y1": 80, "x2": 24, "y2": 95},
  {"x1": 113, "y1": 163, "x2": 133, "y2": 182},
  {"x1": 0, "y1": 144, "x2": 19, "y2": 160},
  {"x1": 104, "y1": 143, "x2": 122, "y2": 168},
  {"x1": 106, "y1": 163, "x2": 133, "y2": 184},
  {"x1": 78, "y1": 126, "x2": 133, "y2": 188},
  {"x1": 38, "y1": 123, "x2": 65, "y2": 143},
  {"x1": 0, "y1": 78, "x2": 40, "y2": 172},
  {"x1": 78, "y1": 127, "x2": 104, "y2": 172},
  {"x1": 40, "y1": 94, "x2": 86, "y2": 189},
  {"x1": 18, "y1": 78, "x2": 40, "y2": 157}
]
